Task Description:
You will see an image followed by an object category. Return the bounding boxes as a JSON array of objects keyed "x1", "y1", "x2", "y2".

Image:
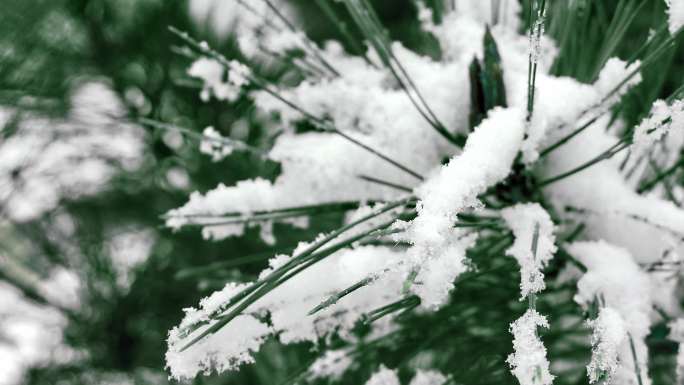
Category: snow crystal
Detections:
[
  {"x1": 188, "y1": 57, "x2": 225, "y2": 101},
  {"x1": 169, "y1": 133, "x2": 412, "y2": 241},
  {"x1": 586, "y1": 307, "x2": 627, "y2": 384},
  {"x1": 501, "y1": 203, "x2": 557, "y2": 299},
  {"x1": 507, "y1": 309, "x2": 554, "y2": 385},
  {"x1": 178, "y1": 282, "x2": 249, "y2": 329},
  {"x1": 515, "y1": 57, "x2": 637, "y2": 163}
]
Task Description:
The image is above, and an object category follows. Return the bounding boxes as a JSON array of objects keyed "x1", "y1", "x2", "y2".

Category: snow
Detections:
[
  {"x1": 167, "y1": 0, "x2": 683, "y2": 381},
  {"x1": 408, "y1": 107, "x2": 525, "y2": 259},
  {"x1": 631, "y1": 99, "x2": 684, "y2": 158},
  {"x1": 257, "y1": 245, "x2": 406, "y2": 344},
  {"x1": 165, "y1": 178, "x2": 277, "y2": 241},
  {"x1": 365, "y1": 366, "x2": 400, "y2": 385},
  {"x1": 166, "y1": 246, "x2": 408, "y2": 380},
  {"x1": 519, "y1": 57, "x2": 640, "y2": 163},
  {"x1": 107, "y1": 227, "x2": 156, "y2": 291},
  {"x1": 171, "y1": 0, "x2": 563, "y2": 250},
  {"x1": 586, "y1": 307, "x2": 627, "y2": 384},
  {"x1": 38, "y1": 267, "x2": 81, "y2": 311},
  {"x1": 502, "y1": 203, "x2": 556, "y2": 384},
  {"x1": 567, "y1": 241, "x2": 653, "y2": 385},
  {"x1": 169, "y1": 9, "x2": 545, "y2": 243},
  {"x1": 199, "y1": 126, "x2": 235, "y2": 161},
  {"x1": 426, "y1": 0, "x2": 546, "y2": 65},
  {"x1": 0, "y1": 280, "x2": 75, "y2": 385},
  {"x1": 501, "y1": 203, "x2": 557, "y2": 299},
  {"x1": 188, "y1": 0, "x2": 296, "y2": 48},
  {"x1": 395, "y1": 107, "x2": 525, "y2": 308},
  {"x1": 365, "y1": 365, "x2": 448, "y2": 385},
  {"x1": 166, "y1": 314, "x2": 272, "y2": 380},
  {"x1": 187, "y1": 58, "x2": 250, "y2": 102},
  {"x1": 543, "y1": 115, "x2": 684, "y2": 265},
  {"x1": 308, "y1": 350, "x2": 353, "y2": 381},
  {"x1": 188, "y1": 0, "x2": 240, "y2": 38},
  {"x1": 410, "y1": 232, "x2": 477, "y2": 309},
  {"x1": 409, "y1": 370, "x2": 448, "y2": 385},
  {"x1": 678, "y1": 347, "x2": 684, "y2": 385},
  {"x1": 166, "y1": 282, "x2": 272, "y2": 380},
  {"x1": 670, "y1": 319, "x2": 684, "y2": 385},
  {"x1": 594, "y1": 58, "x2": 642, "y2": 106},
  {"x1": 528, "y1": 17, "x2": 546, "y2": 65},
  {"x1": 519, "y1": 76, "x2": 596, "y2": 164},
  {"x1": 507, "y1": 309, "x2": 554, "y2": 385}
]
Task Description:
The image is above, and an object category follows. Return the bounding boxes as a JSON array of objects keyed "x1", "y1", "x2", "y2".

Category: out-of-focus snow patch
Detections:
[
  {"x1": 307, "y1": 349, "x2": 353, "y2": 381},
  {"x1": 38, "y1": 267, "x2": 81, "y2": 310},
  {"x1": 0, "y1": 81, "x2": 145, "y2": 222},
  {"x1": 0, "y1": 280, "x2": 79, "y2": 385},
  {"x1": 665, "y1": 0, "x2": 684, "y2": 35},
  {"x1": 107, "y1": 227, "x2": 156, "y2": 291},
  {"x1": 188, "y1": 0, "x2": 297, "y2": 55},
  {"x1": 365, "y1": 366, "x2": 400, "y2": 385},
  {"x1": 409, "y1": 369, "x2": 448, "y2": 385}
]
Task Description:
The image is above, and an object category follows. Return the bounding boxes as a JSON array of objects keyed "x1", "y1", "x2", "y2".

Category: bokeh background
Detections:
[{"x1": 1, "y1": 1, "x2": 682, "y2": 384}]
